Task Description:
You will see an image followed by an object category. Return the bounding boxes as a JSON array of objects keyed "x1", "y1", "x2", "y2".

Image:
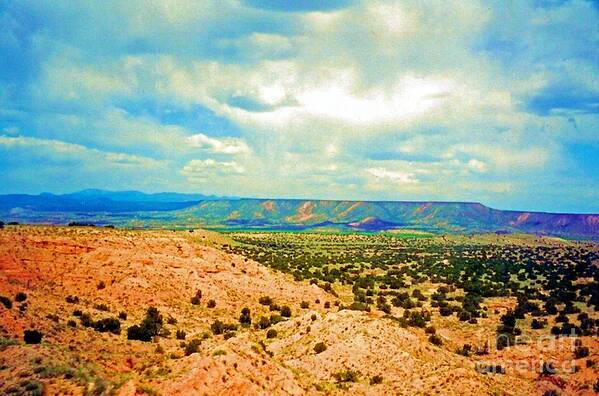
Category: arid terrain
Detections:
[{"x1": 0, "y1": 225, "x2": 597, "y2": 395}]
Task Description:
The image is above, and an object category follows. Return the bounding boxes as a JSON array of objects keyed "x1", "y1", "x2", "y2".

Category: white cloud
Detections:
[
  {"x1": 186, "y1": 133, "x2": 250, "y2": 154},
  {"x1": 365, "y1": 167, "x2": 418, "y2": 184},
  {"x1": 180, "y1": 159, "x2": 245, "y2": 183}
]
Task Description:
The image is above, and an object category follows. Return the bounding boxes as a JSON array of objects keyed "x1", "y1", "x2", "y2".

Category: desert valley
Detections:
[{"x1": 0, "y1": 221, "x2": 597, "y2": 395}]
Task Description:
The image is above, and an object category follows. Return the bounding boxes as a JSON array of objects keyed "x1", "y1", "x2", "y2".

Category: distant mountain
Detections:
[
  {"x1": 178, "y1": 199, "x2": 599, "y2": 239},
  {"x1": 1, "y1": 193, "x2": 597, "y2": 239},
  {"x1": 0, "y1": 190, "x2": 230, "y2": 213}
]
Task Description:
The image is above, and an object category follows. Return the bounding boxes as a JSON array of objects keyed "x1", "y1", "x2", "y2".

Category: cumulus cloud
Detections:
[
  {"x1": 186, "y1": 133, "x2": 250, "y2": 154},
  {"x1": 365, "y1": 168, "x2": 418, "y2": 184}
]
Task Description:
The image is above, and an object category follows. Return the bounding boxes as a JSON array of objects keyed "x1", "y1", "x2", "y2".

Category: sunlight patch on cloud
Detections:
[
  {"x1": 365, "y1": 167, "x2": 418, "y2": 184},
  {"x1": 186, "y1": 133, "x2": 250, "y2": 154}
]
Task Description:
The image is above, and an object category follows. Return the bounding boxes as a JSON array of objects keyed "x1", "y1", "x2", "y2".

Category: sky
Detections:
[{"x1": 0, "y1": 0, "x2": 598, "y2": 213}]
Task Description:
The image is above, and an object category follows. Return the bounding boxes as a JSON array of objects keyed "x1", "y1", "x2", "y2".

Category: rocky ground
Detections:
[{"x1": 0, "y1": 226, "x2": 596, "y2": 395}]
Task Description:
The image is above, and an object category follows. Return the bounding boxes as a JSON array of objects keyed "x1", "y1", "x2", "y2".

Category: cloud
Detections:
[
  {"x1": 365, "y1": 167, "x2": 418, "y2": 184},
  {"x1": 181, "y1": 159, "x2": 245, "y2": 183},
  {"x1": 186, "y1": 133, "x2": 250, "y2": 154}
]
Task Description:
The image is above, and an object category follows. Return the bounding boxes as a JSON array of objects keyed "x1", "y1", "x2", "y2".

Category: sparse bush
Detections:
[
  {"x1": 93, "y1": 318, "x2": 121, "y2": 334},
  {"x1": 67, "y1": 320, "x2": 77, "y2": 328},
  {"x1": 207, "y1": 299, "x2": 216, "y2": 308},
  {"x1": 176, "y1": 330, "x2": 186, "y2": 340},
  {"x1": 259, "y1": 296, "x2": 273, "y2": 306},
  {"x1": 191, "y1": 290, "x2": 202, "y2": 305},
  {"x1": 457, "y1": 344, "x2": 472, "y2": 357},
  {"x1": 80, "y1": 313, "x2": 94, "y2": 327},
  {"x1": 239, "y1": 307, "x2": 251, "y2": 325},
  {"x1": 280, "y1": 305, "x2": 292, "y2": 317},
  {"x1": 266, "y1": 329, "x2": 277, "y2": 339},
  {"x1": 167, "y1": 316, "x2": 177, "y2": 325},
  {"x1": 94, "y1": 303, "x2": 109, "y2": 312},
  {"x1": 428, "y1": 334, "x2": 443, "y2": 346},
  {"x1": 574, "y1": 345, "x2": 589, "y2": 359},
  {"x1": 184, "y1": 339, "x2": 201, "y2": 356},
  {"x1": 370, "y1": 375, "x2": 383, "y2": 385},
  {"x1": 313, "y1": 342, "x2": 327, "y2": 354},
  {"x1": 0, "y1": 296, "x2": 12, "y2": 309},
  {"x1": 24, "y1": 329, "x2": 43, "y2": 344},
  {"x1": 300, "y1": 301, "x2": 309, "y2": 309},
  {"x1": 97, "y1": 281, "x2": 106, "y2": 290},
  {"x1": 15, "y1": 292, "x2": 27, "y2": 302},
  {"x1": 333, "y1": 370, "x2": 360, "y2": 383},
  {"x1": 127, "y1": 307, "x2": 163, "y2": 341},
  {"x1": 257, "y1": 316, "x2": 270, "y2": 329}
]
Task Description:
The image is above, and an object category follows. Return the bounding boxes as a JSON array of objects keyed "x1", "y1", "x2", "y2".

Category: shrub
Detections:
[
  {"x1": 266, "y1": 329, "x2": 277, "y2": 339},
  {"x1": 176, "y1": 330, "x2": 186, "y2": 340},
  {"x1": 24, "y1": 330, "x2": 43, "y2": 344},
  {"x1": 167, "y1": 316, "x2": 177, "y2": 325},
  {"x1": 80, "y1": 313, "x2": 94, "y2": 327},
  {"x1": 428, "y1": 334, "x2": 443, "y2": 346},
  {"x1": 184, "y1": 339, "x2": 201, "y2": 356},
  {"x1": 259, "y1": 296, "x2": 273, "y2": 306},
  {"x1": 324, "y1": 301, "x2": 331, "y2": 309},
  {"x1": 531, "y1": 319, "x2": 546, "y2": 329},
  {"x1": 300, "y1": 301, "x2": 309, "y2": 309},
  {"x1": 94, "y1": 303, "x2": 109, "y2": 312},
  {"x1": 425, "y1": 326, "x2": 436, "y2": 334},
  {"x1": 313, "y1": 342, "x2": 327, "y2": 354},
  {"x1": 0, "y1": 296, "x2": 12, "y2": 309},
  {"x1": 239, "y1": 307, "x2": 251, "y2": 325},
  {"x1": 97, "y1": 281, "x2": 106, "y2": 290},
  {"x1": 65, "y1": 295, "x2": 79, "y2": 304},
  {"x1": 475, "y1": 363, "x2": 505, "y2": 374},
  {"x1": 127, "y1": 307, "x2": 163, "y2": 341},
  {"x1": 73, "y1": 309, "x2": 83, "y2": 317},
  {"x1": 370, "y1": 375, "x2": 383, "y2": 385},
  {"x1": 333, "y1": 370, "x2": 360, "y2": 383},
  {"x1": 67, "y1": 320, "x2": 77, "y2": 328},
  {"x1": 280, "y1": 305, "x2": 292, "y2": 317},
  {"x1": 93, "y1": 318, "x2": 121, "y2": 334},
  {"x1": 457, "y1": 344, "x2": 472, "y2": 357},
  {"x1": 190, "y1": 290, "x2": 202, "y2": 305},
  {"x1": 207, "y1": 299, "x2": 216, "y2": 308},
  {"x1": 257, "y1": 316, "x2": 270, "y2": 329},
  {"x1": 574, "y1": 346, "x2": 589, "y2": 359},
  {"x1": 118, "y1": 311, "x2": 127, "y2": 320},
  {"x1": 15, "y1": 292, "x2": 27, "y2": 302}
]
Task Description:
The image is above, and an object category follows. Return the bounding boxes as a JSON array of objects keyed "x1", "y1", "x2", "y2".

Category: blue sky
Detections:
[{"x1": 0, "y1": 0, "x2": 597, "y2": 213}]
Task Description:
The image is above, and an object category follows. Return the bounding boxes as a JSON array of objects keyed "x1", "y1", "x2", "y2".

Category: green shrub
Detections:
[
  {"x1": 127, "y1": 307, "x2": 163, "y2": 341},
  {"x1": 280, "y1": 305, "x2": 292, "y2": 317},
  {"x1": 190, "y1": 290, "x2": 202, "y2": 305},
  {"x1": 185, "y1": 339, "x2": 201, "y2": 356},
  {"x1": 259, "y1": 296, "x2": 273, "y2": 306},
  {"x1": 24, "y1": 329, "x2": 43, "y2": 344},
  {"x1": 370, "y1": 375, "x2": 383, "y2": 385},
  {"x1": 0, "y1": 296, "x2": 12, "y2": 309},
  {"x1": 15, "y1": 292, "x2": 27, "y2": 302},
  {"x1": 333, "y1": 370, "x2": 360, "y2": 383},
  {"x1": 93, "y1": 318, "x2": 121, "y2": 334},
  {"x1": 239, "y1": 307, "x2": 251, "y2": 325},
  {"x1": 313, "y1": 342, "x2": 327, "y2": 354},
  {"x1": 257, "y1": 316, "x2": 270, "y2": 329},
  {"x1": 428, "y1": 334, "x2": 443, "y2": 346}
]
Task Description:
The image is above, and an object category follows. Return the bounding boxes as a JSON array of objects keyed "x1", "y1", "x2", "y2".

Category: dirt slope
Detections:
[{"x1": 0, "y1": 226, "x2": 554, "y2": 395}]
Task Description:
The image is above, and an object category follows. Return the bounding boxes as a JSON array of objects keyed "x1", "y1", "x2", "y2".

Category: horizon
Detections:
[
  {"x1": 1, "y1": 1, "x2": 598, "y2": 213},
  {"x1": 3, "y1": 188, "x2": 599, "y2": 215}
]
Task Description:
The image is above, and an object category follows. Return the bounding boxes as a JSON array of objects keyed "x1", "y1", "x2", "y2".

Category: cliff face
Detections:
[{"x1": 182, "y1": 199, "x2": 599, "y2": 238}]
